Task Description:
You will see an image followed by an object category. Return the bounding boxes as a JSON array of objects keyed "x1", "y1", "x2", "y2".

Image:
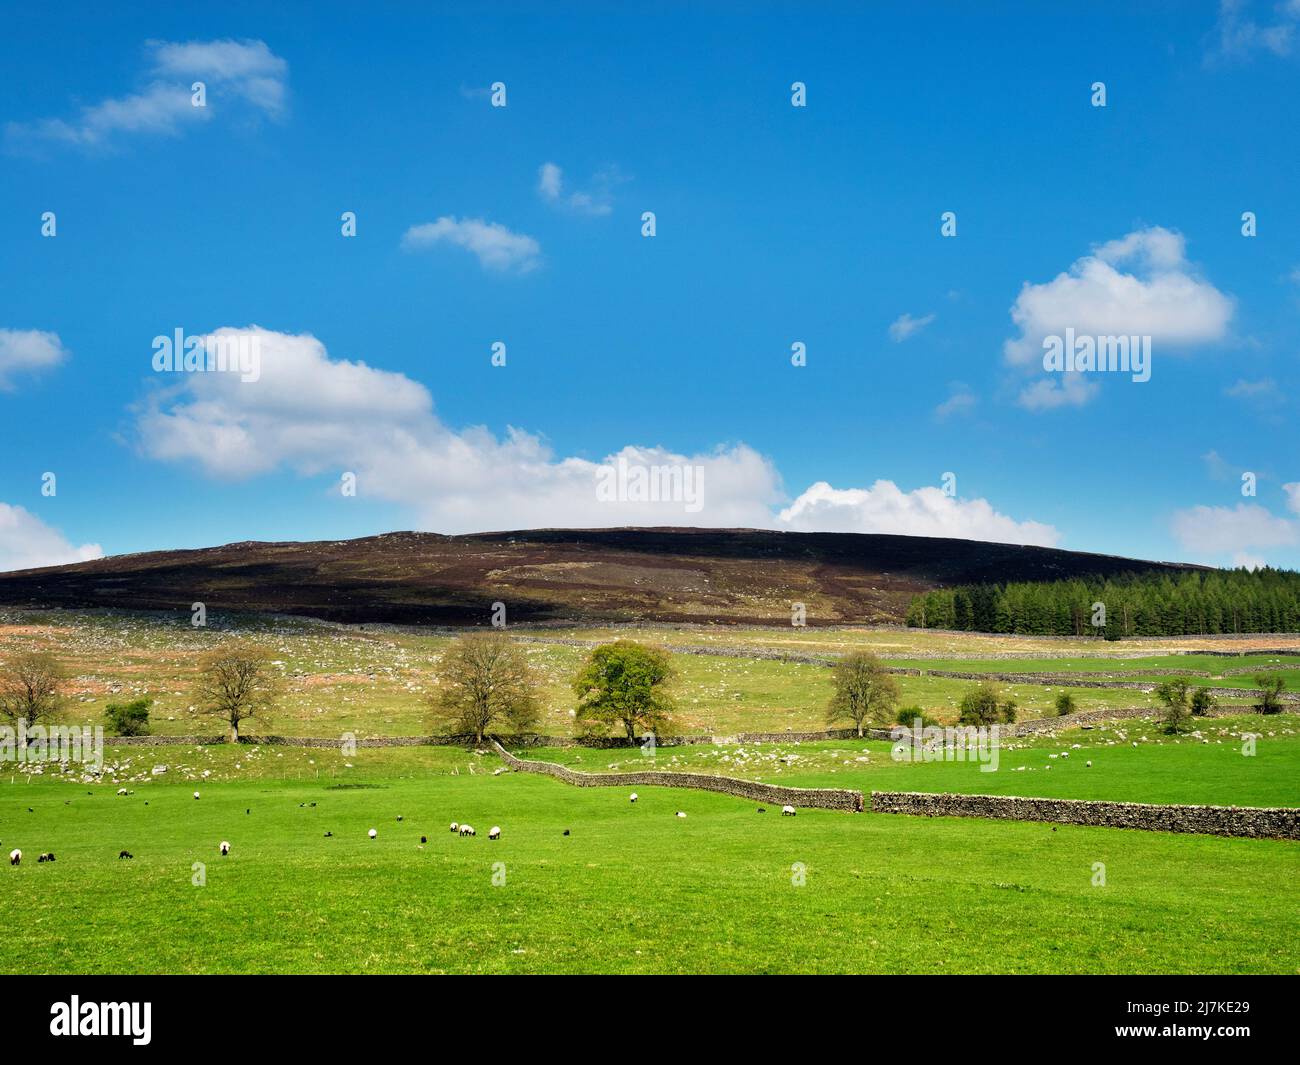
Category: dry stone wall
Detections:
[{"x1": 870, "y1": 790, "x2": 1300, "y2": 840}]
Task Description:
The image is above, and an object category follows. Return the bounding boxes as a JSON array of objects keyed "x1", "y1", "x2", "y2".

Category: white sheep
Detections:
[
  {"x1": 488, "y1": 826, "x2": 501, "y2": 840},
  {"x1": 450, "y1": 821, "x2": 459, "y2": 833},
  {"x1": 675, "y1": 811, "x2": 687, "y2": 818},
  {"x1": 193, "y1": 791, "x2": 201, "y2": 800},
  {"x1": 459, "y1": 824, "x2": 475, "y2": 837},
  {"x1": 781, "y1": 805, "x2": 796, "y2": 816},
  {"x1": 219, "y1": 841, "x2": 230, "y2": 856},
  {"x1": 8, "y1": 849, "x2": 20, "y2": 866},
  {"x1": 116, "y1": 788, "x2": 128, "y2": 796},
  {"x1": 1086, "y1": 760, "x2": 1093, "y2": 767},
  {"x1": 629, "y1": 793, "x2": 638, "y2": 803},
  {"x1": 368, "y1": 828, "x2": 378, "y2": 839}
]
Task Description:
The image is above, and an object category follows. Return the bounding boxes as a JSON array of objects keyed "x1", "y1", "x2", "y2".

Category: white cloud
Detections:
[
  {"x1": 1233, "y1": 552, "x2": 1268, "y2": 571},
  {"x1": 1207, "y1": 0, "x2": 1299, "y2": 62},
  {"x1": 777, "y1": 480, "x2": 1061, "y2": 547},
  {"x1": 1283, "y1": 482, "x2": 1300, "y2": 514},
  {"x1": 6, "y1": 38, "x2": 287, "y2": 150},
  {"x1": 1170, "y1": 502, "x2": 1296, "y2": 554},
  {"x1": 132, "y1": 327, "x2": 781, "y2": 530},
  {"x1": 1004, "y1": 226, "x2": 1234, "y2": 410},
  {"x1": 132, "y1": 327, "x2": 1059, "y2": 543},
  {"x1": 933, "y1": 385, "x2": 977, "y2": 420},
  {"x1": 536, "y1": 162, "x2": 618, "y2": 216},
  {"x1": 0, "y1": 504, "x2": 102, "y2": 573},
  {"x1": 402, "y1": 217, "x2": 541, "y2": 274},
  {"x1": 0, "y1": 329, "x2": 68, "y2": 389},
  {"x1": 888, "y1": 312, "x2": 935, "y2": 342},
  {"x1": 1225, "y1": 377, "x2": 1282, "y2": 405}
]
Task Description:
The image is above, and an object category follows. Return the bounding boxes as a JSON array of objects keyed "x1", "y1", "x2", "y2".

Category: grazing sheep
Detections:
[
  {"x1": 116, "y1": 788, "x2": 128, "y2": 796},
  {"x1": 396, "y1": 815, "x2": 403, "y2": 822},
  {"x1": 459, "y1": 824, "x2": 475, "y2": 837},
  {"x1": 488, "y1": 826, "x2": 501, "y2": 840},
  {"x1": 420, "y1": 835, "x2": 427, "y2": 844},
  {"x1": 781, "y1": 805, "x2": 796, "y2": 816},
  {"x1": 193, "y1": 792, "x2": 200, "y2": 800},
  {"x1": 219, "y1": 841, "x2": 230, "y2": 856},
  {"x1": 757, "y1": 807, "x2": 767, "y2": 814},
  {"x1": 9, "y1": 849, "x2": 20, "y2": 866},
  {"x1": 37, "y1": 852, "x2": 55, "y2": 863},
  {"x1": 1086, "y1": 760, "x2": 1093, "y2": 767},
  {"x1": 629, "y1": 793, "x2": 638, "y2": 803},
  {"x1": 675, "y1": 811, "x2": 687, "y2": 819},
  {"x1": 450, "y1": 822, "x2": 459, "y2": 833},
  {"x1": 323, "y1": 831, "x2": 333, "y2": 838},
  {"x1": 562, "y1": 829, "x2": 570, "y2": 836},
  {"x1": 118, "y1": 851, "x2": 133, "y2": 860},
  {"x1": 368, "y1": 828, "x2": 378, "y2": 839}
]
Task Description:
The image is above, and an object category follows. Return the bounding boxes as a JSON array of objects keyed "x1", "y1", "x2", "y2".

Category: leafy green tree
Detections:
[
  {"x1": 104, "y1": 697, "x2": 152, "y2": 736},
  {"x1": 895, "y1": 705, "x2": 939, "y2": 728},
  {"x1": 825, "y1": 651, "x2": 899, "y2": 737},
  {"x1": 429, "y1": 633, "x2": 539, "y2": 743},
  {"x1": 572, "y1": 641, "x2": 675, "y2": 740},
  {"x1": 1254, "y1": 673, "x2": 1286, "y2": 715},
  {"x1": 1156, "y1": 680, "x2": 1192, "y2": 734},
  {"x1": 1054, "y1": 692, "x2": 1078, "y2": 717},
  {"x1": 958, "y1": 683, "x2": 1001, "y2": 726},
  {"x1": 1190, "y1": 688, "x2": 1217, "y2": 717}
]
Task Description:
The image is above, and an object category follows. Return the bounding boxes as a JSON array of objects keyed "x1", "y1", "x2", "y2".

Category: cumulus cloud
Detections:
[
  {"x1": 132, "y1": 327, "x2": 781, "y2": 530},
  {"x1": 888, "y1": 312, "x2": 935, "y2": 342},
  {"x1": 6, "y1": 38, "x2": 286, "y2": 151},
  {"x1": 777, "y1": 480, "x2": 1061, "y2": 547},
  {"x1": 0, "y1": 329, "x2": 68, "y2": 389},
  {"x1": 1004, "y1": 226, "x2": 1234, "y2": 411},
  {"x1": 402, "y1": 217, "x2": 541, "y2": 274},
  {"x1": 131, "y1": 327, "x2": 1058, "y2": 543},
  {"x1": 1170, "y1": 502, "x2": 1296, "y2": 554},
  {"x1": 537, "y1": 162, "x2": 620, "y2": 216},
  {"x1": 0, "y1": 504, "x2": 102, "y2": 573}
]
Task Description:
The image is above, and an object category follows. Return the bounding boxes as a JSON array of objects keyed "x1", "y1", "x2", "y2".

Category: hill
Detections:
[{"x1": 0, "y1": 527, "x2": 1202, "y2": 626}]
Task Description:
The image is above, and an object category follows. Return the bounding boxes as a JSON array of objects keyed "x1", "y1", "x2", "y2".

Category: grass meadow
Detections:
[{"x1": 1, "y1": 609, "x2": 1297, "y2": 974}]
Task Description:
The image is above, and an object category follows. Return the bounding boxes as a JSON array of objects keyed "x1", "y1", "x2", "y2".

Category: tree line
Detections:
[{"x1": 905, "y1": 567, "x2": 1300, "y2": 637}]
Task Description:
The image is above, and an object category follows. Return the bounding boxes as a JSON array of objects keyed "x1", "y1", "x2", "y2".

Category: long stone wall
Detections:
[
  {"x1": 491, "y1": 741, "x2": 864, "y2": 812},
  {"x1": 869, "y1": 790, "x2": 1300, "y2": 840}
]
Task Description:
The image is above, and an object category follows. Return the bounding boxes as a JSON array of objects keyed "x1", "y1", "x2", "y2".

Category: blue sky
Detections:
[{"x1": 1, "y1": 1, "x2": 1298, "y2": 573}]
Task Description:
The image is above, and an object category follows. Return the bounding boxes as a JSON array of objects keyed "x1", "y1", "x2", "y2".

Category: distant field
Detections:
[{"x1": 0, "y1": 610, "x2": 1285, "y2": 740}]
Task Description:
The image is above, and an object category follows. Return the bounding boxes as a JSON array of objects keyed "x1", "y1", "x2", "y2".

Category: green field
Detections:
[{"x1": 2, "y1": 610, "x2": 1297, "y2": 974}]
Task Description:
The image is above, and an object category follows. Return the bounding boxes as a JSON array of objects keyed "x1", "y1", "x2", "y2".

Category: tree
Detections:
[
  {"x1": 1054, "y1": 692, "x2": 1078, "y2": 717},
  {"x1": 1254, "y1": 673, "x2": 1286, "y2": 715},
  {"x1": 1190, "y1": 688, "x2": 1217, "y2": 717},
  {"x1": 958, "y1": 683, "x2": 1007, "y2": 727},
  {"x1": 1156, "y1": 680, "x2": 1191, "y2": 734},
  {"x1": 194, "y1": 643, "x2": 282, "y2": 742},
  {"x1": 572, "y1": 640, "x2": 675, "y2": 740},
  {"x1": 1000, "y1": 698, "x2": 1019, "y2": 724},
  {"x1": 0, "y1": 651, "x2": 64, "y2": 731},
  {"x1": 104, "y1": 697, "x2": 152, "y2": 737},
  {"x1": 430, "y1": 633, "x2": 539, "y2": 743},
  {"x1": 825, "y1": 651, "x2": 899, "y2": 737}
]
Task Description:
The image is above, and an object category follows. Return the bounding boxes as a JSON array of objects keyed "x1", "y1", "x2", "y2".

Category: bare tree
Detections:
[
  {"x1": 826, "y1": 651, "x2": 899, "y2": 737},
  {"x1": 0, "y1": 651, "x2": 64, "y2": 732},
  {"x1": 428, "y1": 633, "x2": 539, "y2": 743},
  {"x1": 194, "y1": 643, "x2": 282, "y2": 741}
]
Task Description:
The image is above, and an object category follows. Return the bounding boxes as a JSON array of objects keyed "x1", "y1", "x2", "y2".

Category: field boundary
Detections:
[
  {"x1": 870, "y1": 790, "x2": 1300, "y2": 840},
  {"x1": 491, "y1": 740, "x2": 865, "y2": 812}
]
